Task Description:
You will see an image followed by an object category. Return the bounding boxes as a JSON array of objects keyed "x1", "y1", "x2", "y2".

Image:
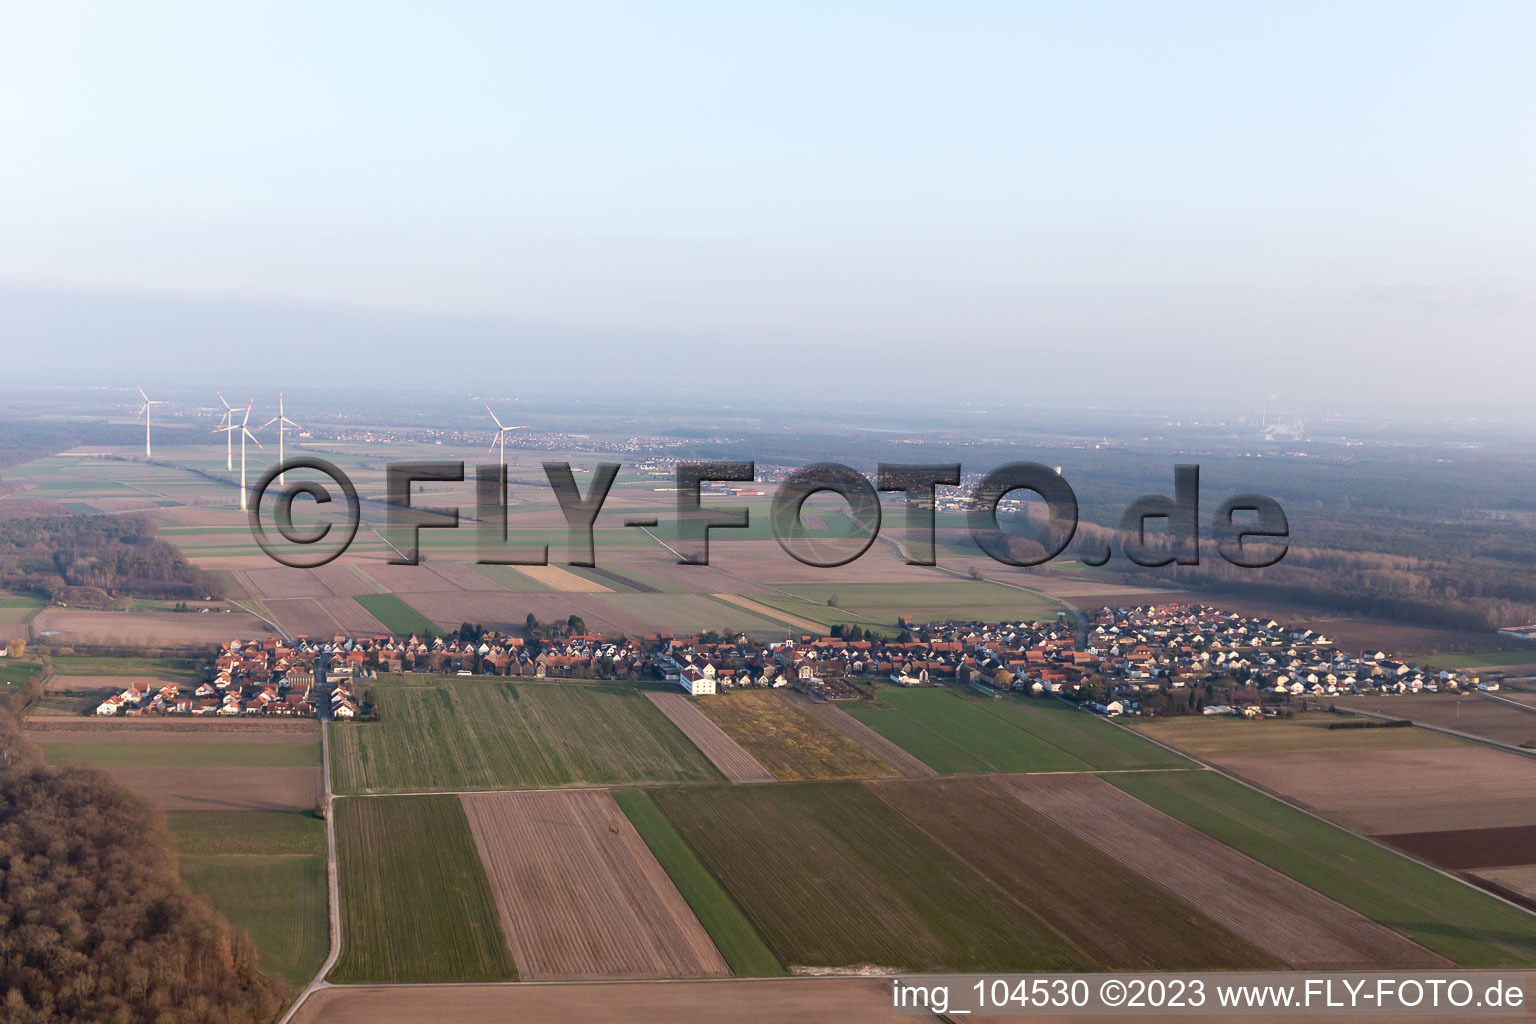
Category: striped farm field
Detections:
[
  {"x1": 1109, "y1": 770, "x2": 1536, "y2": 967},
  {"x1": 461, "y1": 789, "x2": 728, "y2": 980},
  {"x1": 967, "y1": 694, "x2": 1192, "y2": 769},
  {"x1": 651, "y1": 782, "x2": 1091, "y2": 972},
  {"x1": 870, "y1": 777, "x2": 1279, "y2": 970},
  {"x1": 330, "y1": 678, "x2": 721, "y2": 793},
  {"x1": 693, "y1": 689, "x2": 892, "y2": 781},
  {"x1": 330, "y1": 795, "x2": 514, "y2": 984},
  {"x1": 644, "y1": 692, "x2": 774, "y2": 783},
  {"x1": 614, "y1": 789, "x2": 784, "y2": 977}
]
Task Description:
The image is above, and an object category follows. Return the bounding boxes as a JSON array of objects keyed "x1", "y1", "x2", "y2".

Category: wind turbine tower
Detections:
[
  {"x1": 214, "y1": 399, "x2": 264, "y2": 510},
  {"x1": 485, "y1": 405, "x2": 529, "y2": 473},
  {"x1": 215, "y1": 391, "x2": 237, "y2": 470},
  {"x1": 260, "y1": 392, "x2": 304, "y2": 485},
  {"x1": 136, "y1": 386, "x2": 166, "y2": 458}
]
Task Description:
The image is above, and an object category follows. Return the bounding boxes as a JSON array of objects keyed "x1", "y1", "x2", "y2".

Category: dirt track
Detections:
[
  {"x1": 645, "y1": 691, "x2": 774, "y2": 783},
  {"x1": 788, "y1": 693, "x2": 937, "y2": 778},
  {"x1": 711, "y1": 593, "x2": 824, "y2": 633},
  {"x1": 996, "y1": 774, "x2": 1446, "y2": 970},
  {"x1": 292, "y1": 978, "x2": 926, "y2": 1023},
  {"x1": 461, "y1": 789, "x2": 729, "y2": 980}
]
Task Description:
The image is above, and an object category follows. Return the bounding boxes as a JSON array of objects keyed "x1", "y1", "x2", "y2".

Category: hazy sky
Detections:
[{"x1": 2, "y1": 2, "x2": 1533, "y2": 410}]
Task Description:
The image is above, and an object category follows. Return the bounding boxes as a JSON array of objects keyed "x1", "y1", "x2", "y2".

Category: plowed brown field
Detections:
[{"x1": 461, "y1": 789, "x2": 729, "y2": 980}]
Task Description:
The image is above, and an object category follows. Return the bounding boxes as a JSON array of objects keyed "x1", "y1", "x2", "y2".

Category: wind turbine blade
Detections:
[
  {"x1": 485, "y1": 405, "x2": 505, "y2": 429},
  {"x1": 216, "y1": 390, "x2": 234, "y2": 410},
  {"x1": 242, "y1": 399, "x2": 254, "y2": 426},
  {"x1": 138, "y1": 385, "x2": 149, "y2": 402},
  {"x1": 259, "y1": 417, "x2": 279, "y2": 429},
  {"x1": 282, "y1": 417, "x2": 302, "y2": 428},
  {"x1": 244, "y1": 429, "x2": 264, "y2": 448}
]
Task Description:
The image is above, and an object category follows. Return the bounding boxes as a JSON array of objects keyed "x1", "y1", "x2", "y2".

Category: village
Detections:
[{"x1": 87, "y1": 603, "x2": 1502, "y2": 720}]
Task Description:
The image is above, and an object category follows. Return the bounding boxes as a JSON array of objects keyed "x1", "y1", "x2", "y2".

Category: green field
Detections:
[
  {"x1": 842, "y1": 685, "x2": 1088, "y2": 774},
  {"x1": 330, "y1": 678, "x2": 721, "y2": 793},
  {"x1": 614, "y1": 789, "x2": 784, "y2": 977},
  {"x1": 0, "y1": 659, "x2": 45, "y2": 688},
  {"x1": 329, "y1": 795, "x2": 514, "y2": 983},
  {"x1": 765, "y1": 580, "x2": 1064, "y2": 624},
  {"x1": 1110, "y1": 771, "x2": 1536, "y2": 967},
  {"x1": 651, "y1": 782, "x2": 1091, "y2": 972},
  {"x1": 966, "y1": 694, "x2": 1192, "y2": 769},
  {"x1": 48, "y1": 655, "x2": 203, "y2": 677},
  {"x1": 0, "y1": 595, "x2": 46, "y2": 624},
  {"x1": 353, "y1": 593, "x2": 440, "y2": 636},
  {"x1": 1417, "y1": 648, "x2": 1536, "y2": 669},
  {"x1": 168, "y1": 811, "x2": 328, "y2": 988},
  {"x1": 42, "y1": 741, "x2": 318, "y2": 767}
]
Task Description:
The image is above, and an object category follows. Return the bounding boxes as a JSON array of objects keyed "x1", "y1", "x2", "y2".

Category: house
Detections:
[{"x1": 679, "y1": 666, "x2": 715, "y2": 696}]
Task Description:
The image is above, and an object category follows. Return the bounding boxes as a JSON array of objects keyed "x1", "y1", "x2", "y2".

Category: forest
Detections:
[
  {"x1": 0, "y1": 515, "x2": 219, "y2": 604},
  {"x1": 0, "y1": 677, "x2": 285, "y2": 1023}
]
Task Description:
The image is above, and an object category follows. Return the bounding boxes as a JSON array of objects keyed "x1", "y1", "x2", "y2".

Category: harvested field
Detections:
[
  {"x1": 330, "y1": 679, "x2": 721, "y2": 793},
  {"x1": 31, "y1": 607, "x2": 270, "y2": 645},
  {"x1": 263, "y1": 596, "x2": 390, "y2": 637},
  {"x1": 652, "y1": 782, "x2": 1090, "y2": 972},
  {"x1": 1376, "y1": 825, "x2": 1536, "y2": 870},
  {"x1": 331, "y1": 795, "x2": 515, "y2": 984},
  {"x1": 872, "y1": 777, "x2": 1279, "y2": 970},
  {"x1": 514, "y1": 564, "x2": 612, "y2": 591},
  {"x1": 44, "y1": 673, "x2": 186, "y2": 693},
  {"x1": 645, "y1": 691, "x2": 774, "y2": 783},
  {"x1": 97, "y1": 766, "x2": 322, "y2": 811},
  {"x1": 1110, "y1": 769, "x2": 1536, "y2": 966},
  {"x1": 291, "y1": 978, "x2": 919, "y2": 1024},
  {"x1": 1470, "y1": 865, "x2": 1536, "y2": 904},
  {"x1": 997, "y1": 774, "x2": 1445, "y2": 969},
  {"x1": 789, "y1": 693, "x2": 936, "y2": 778},
  {"x1": 1130, "y1": 714, "x2": 1466, "y2": 758},
  {"x1": 462, "y1": 790, "x2": 728, "y2": 980},
  {"x1": 1213, "y1": 748, "x2": 1536, "y2": 833},
  {"x1": 23, "y1": 717, "x2": 317, "y2": 737},
  {"x1": 1335, "y1": 694, "x2": 1536, "y2": 749},
  {"x1": 695, "y1": 689, "x2": 893, "y2": 781},
  {"x1": 712, "y1": 593, "x2": 825, "y2": 634},
  {"x1": 42, "y1": 740, "x2": 316, "y2": 767}
]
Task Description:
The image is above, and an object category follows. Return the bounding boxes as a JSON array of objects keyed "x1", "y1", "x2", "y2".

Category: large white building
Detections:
[{"x1": 679, "y1": 666, "x2": 716, "y2": 696}]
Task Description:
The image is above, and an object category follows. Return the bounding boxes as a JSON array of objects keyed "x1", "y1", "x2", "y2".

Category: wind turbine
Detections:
[
  {"x1": 214, "y1": 398, "x2": 263, "y2": 510},
  {"x1": 136, "y1": 386, "x2": 166, "y2": 458},
  {"x1": 260, "y1": 392, "x2": 303, "y2": 485},
  {"x1": 214, "y1": 391, "x2": 237, "y2": 470},
  {"x1": 485, "y1": 406, "x2": 529, "y2": 473}
]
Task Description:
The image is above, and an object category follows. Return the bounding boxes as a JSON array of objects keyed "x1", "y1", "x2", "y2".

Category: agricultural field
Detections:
[
  {"x1": 997, "y1": 774, "x2": 1445, "y2": 970},
  {"x1": 461, "y1": 789, "x2": 728, "y2": 980},
  {"x1": 651, "y1": 782, "x2": 1091, "y2": 972},
  {"x1": 291, "y1": 978, "x2": 906, "y2": 1024},
  {"x1": 614, "y1": 790, "x2": 784, "y2": 977},
  {"x1": 763, "y1": 580, "x2": 1063, "y2": 625},
  {"x1": 967, "y1": 693, "x2": 1191, "y2": 769},
  {"x1": 1334, "y1": 694, "x2": 1536, "y2": 749},
  {"x1": 168, "y1": 811, "x2": 328, "y2": 988},
  {"x1": 1191, "y1": 747, "x2": 1536, "y2": 834},
  {"x1": 645, "y1": 691, "x2": 774, "y2": 783},
  {"x1": 330, "y1": 795, "x2": 514, "y2": 984},
  {"x1": 1109, "y1": 770, "x2": 1536, "y2": 966},
  {"x1": 329, "y1": 678, "x2": 721, "y2": 793},
  {"x1": 693, "y1": 689, "x2": 893, "y2": 781},
  {"x1": 352, "y1": 592, "x2": 440, "y2": 636},
  {"x1": 27, "y1": 718, "x2": 324, "y2": 810},
  {"x1": 1129, "y1": 714, "x2": 1471, "y2": 758},
  {"x1": 788, "y1": 694, "x2": 935, "y2": 778},
  {"x1": 872, "y1": 777, "x2": 1277, "y2": 969},
  {"x1": 0, "y1": 594, "x2": 45, "y2": 624},
  {"x1": 841, "y1": 685, "x2": 1087, "y2": 774},
  {"x1": 49, "y1": 654, "x2": 203, "y2": 677},
  {"x1": 1415, "y1": 648, "x2": 1536, "y2": 669}
]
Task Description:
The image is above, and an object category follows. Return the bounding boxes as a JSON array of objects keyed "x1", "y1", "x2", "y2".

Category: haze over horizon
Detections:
[{"x1": 3, "y1": 2, "x2": 1533, "y2": 411}]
